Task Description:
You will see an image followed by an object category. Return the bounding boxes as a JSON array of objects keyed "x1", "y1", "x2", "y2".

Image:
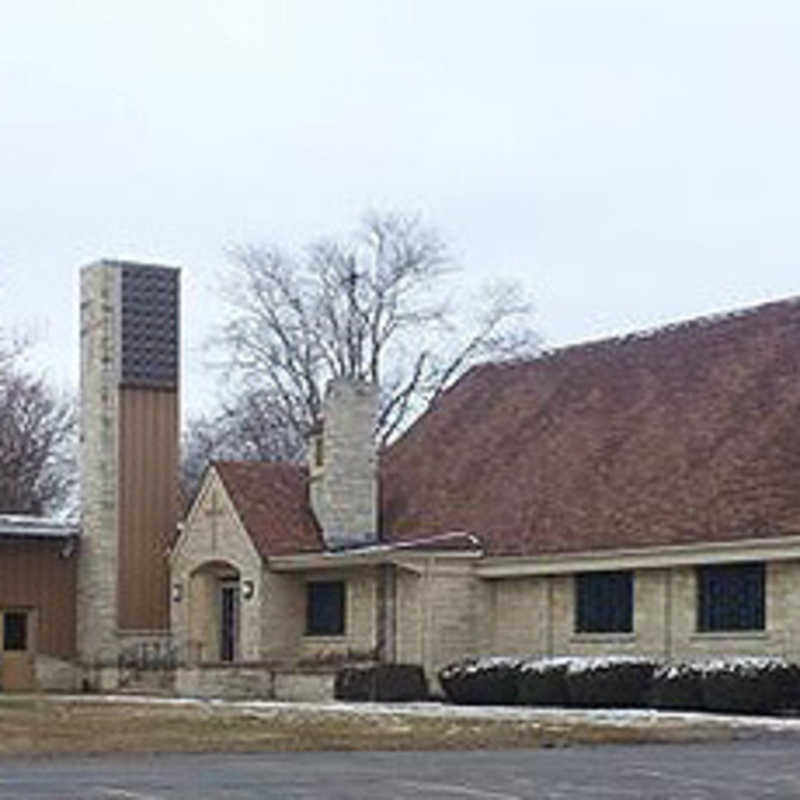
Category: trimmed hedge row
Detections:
[
  {"x1": 439, "y1": 656, "x2": 800, "y2": 714},
  {"x1": 436, "y1": 657, "x2": 519, "y2": 705},
  {"x1": 653, "y1": 659, "x2": 800, "y2": 714},
  {"x1": 334, "y1": 664, "x2": 429, "y2": 702}
]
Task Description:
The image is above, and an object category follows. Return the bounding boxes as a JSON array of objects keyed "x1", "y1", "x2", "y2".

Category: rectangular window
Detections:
[
  {"x1": 575, "y1": 571, "x2": 633, "y2": 633},
  {"x1": 697, "y1": 562, "x2": 765, "y2": 632},
  {"x1": 3, "y1": 612, "x2": 27, "y2": 652},
  {"x1": 306, "y1": 581, "x2": 346, "y2": 636}
]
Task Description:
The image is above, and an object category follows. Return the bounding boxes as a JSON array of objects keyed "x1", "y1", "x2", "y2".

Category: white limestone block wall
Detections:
[{"x1": 77, "y1": 263, "x2": 122, "y2": 666}]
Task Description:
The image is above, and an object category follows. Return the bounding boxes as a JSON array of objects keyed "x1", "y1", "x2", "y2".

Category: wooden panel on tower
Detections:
[
  {"x1": 117, "y1": 388, "x2": 178, "y2": 630},
  {"x1": 117, "y1": 263, "x2": 179, "y2": 632}
]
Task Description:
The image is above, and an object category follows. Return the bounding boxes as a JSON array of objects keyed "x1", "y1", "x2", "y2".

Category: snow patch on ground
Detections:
[{"x1": 30, "y1": 693, "x2": 800, "y2": 734}]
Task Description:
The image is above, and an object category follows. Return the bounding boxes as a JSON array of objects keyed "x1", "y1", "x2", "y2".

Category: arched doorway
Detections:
[{"x1": 188, "y1": 561, "x2": 240, "y2": 663}]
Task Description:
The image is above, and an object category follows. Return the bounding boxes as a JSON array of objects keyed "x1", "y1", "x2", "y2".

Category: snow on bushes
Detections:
[
  {"x1": 563, "y1": 657, "x2": 656, "y2": 708},
  {"x1": 649, "y1": 662, "x2": 704, "y2": 710},
  {"x1": 650, "y1": 657, "x2": 800, "y2": 714},
  {"x1": 438, "y1": 657, "x2": 520, "y2": 705},
  {"x1": 438, "y1": 655, "x2": 800, "y2": 714},
  {"x1": 697, "y1": 657, "x2": 800, "y2": 714},
  {"x1": 516, "y1": 658, "x2": 570, "y2": 706},
  {"x1": 516, "y1": 656, "x2": 656, "y2": 708}
]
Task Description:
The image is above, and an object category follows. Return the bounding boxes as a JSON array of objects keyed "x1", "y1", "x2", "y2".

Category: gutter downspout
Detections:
[
  {"x1": 422, "y1": 555, "x2": 435, "y2": 681},
  {"x1": 546, "y1": 577, "x2": 554, "y2": 657},
  {"x1": 664, "y1": 568, "x2": 673, "y2": 660}
]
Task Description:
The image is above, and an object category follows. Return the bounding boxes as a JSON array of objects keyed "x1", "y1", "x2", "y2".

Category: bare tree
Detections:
[
  {"x1": 181, "y1": 389, "x2": 304, "y2": 500},
  {"x1": 180, "y1": 415, "x2": 220, "y2": 504},
  {"x1": 212, "y1": 211, "x2": 540, "y2": 457},
  {"x1": 0, "y1": 354, "x2": 76, "y2": 515}
]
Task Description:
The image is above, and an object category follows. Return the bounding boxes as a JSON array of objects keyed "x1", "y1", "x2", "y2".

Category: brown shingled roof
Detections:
[
  {"x1": 214, "y1": 461, "x2": 323, "y2": 556},
  {"x1": 381, "y1": 296, "x2": 800, "y2": 556}
]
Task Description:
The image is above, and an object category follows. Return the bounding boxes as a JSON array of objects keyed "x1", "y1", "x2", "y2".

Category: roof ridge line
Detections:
[{"x1": 475, "y1": 294, "x2": 800, "y2": 375}]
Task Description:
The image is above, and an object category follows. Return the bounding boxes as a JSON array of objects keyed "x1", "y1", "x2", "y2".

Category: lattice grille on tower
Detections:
[{"x1": 120, "y1": 264, "x2": 179, "y2": 388}]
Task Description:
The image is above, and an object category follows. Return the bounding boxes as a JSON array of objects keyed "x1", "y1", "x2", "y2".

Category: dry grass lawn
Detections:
[{"x1": 0, "y1": 695, "x2": 758, "y2": 756}]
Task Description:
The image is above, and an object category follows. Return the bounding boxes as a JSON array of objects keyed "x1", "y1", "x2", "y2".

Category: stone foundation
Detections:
[
  {"x1": 80, "y1": 665, "x2": 121, "y2": 693},
  {"x1": 273, "y1": 672, "x2": 336, "y2": 701},
  {"x1": 35, "y1": 655, "x2": 79, "y2": 692}
]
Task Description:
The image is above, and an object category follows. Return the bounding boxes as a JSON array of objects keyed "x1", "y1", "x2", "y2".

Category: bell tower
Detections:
[{"x1": 77, "y1": 260, "x2": 179, "y2": 684}]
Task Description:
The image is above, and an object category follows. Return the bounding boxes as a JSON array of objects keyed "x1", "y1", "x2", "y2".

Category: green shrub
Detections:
[
  {"x1": 564, "y1": 657, "x2": 657, "y2": 708},
  {"x1": 516, "y1": 658, "x2": 570, "y2": 706},
  {"x1": 438, "y1": 654, "x2": 800, "y2": 715},
  {"x1": 438, "y1": 657, "x2": 520, "y2": 705},
  {"x1": 649, "y1": 663, "x2": 704, "y2": 710},
  {"x1": 699, "y1": 658, "x2": 800, "y2": 714},
  {"x1": 335, "y1": 664, "x2": 429, "y2": 702}
]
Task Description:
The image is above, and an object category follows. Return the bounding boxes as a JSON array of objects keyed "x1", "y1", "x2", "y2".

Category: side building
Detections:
[{"x1": 0, "y1": 516, "x2": 79, "y2": 691}]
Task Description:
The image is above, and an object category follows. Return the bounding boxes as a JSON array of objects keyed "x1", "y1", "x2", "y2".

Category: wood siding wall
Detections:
[
  {"x1": 118, "y1": 387, "x2": 178, "y2": 631},
  {"x1": 0, "y1": 539, "x2": 76, "y2": 657}
]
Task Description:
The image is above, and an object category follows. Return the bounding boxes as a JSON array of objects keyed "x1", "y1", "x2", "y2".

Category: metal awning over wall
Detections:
[{"x1": 0, "y1": 515, "x2": 79, "y2": 539}]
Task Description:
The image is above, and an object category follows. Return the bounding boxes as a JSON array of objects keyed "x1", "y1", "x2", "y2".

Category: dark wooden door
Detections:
[
  {"x1": 1, "y1": 610, "x2": 35, "y2": 691},
  {"x1": 219, "y1": 585, "x2": 239, "y2": 662}
]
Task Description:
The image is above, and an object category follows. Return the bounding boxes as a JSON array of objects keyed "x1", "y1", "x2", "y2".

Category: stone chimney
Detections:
[{"x1": 309, "y1": 378, "x2": 378, "y2": 550}]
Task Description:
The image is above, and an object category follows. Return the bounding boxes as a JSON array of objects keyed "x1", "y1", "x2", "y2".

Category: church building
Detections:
[
  {"x1": 173, "y1": 294, "x2": 800, "y2": 696},
  {"x1": 4, "y1": 258, "x2": 800, "y2": 697}
]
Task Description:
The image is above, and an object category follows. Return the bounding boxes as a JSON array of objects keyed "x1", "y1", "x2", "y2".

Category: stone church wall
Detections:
[
  {"x1": 487, "y1": 560, "x2": 800, "y2": 663},
  {"x1": 393, "y1": 561, "x2": 483, "y2": 686},
  {"x1": 260, "y1": 569, "x2": 304, "y2": 659},
  {"x1": 298, "y1": 566, "x2": 379, "y2": 661}
]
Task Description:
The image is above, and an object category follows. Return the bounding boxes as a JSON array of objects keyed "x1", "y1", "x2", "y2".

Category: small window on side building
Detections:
[{"x1": 3, "y1": 612, "x2": 28, "y2": 651}]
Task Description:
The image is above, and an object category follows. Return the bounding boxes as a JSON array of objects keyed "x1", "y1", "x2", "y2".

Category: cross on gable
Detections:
[{"x1": 205, "y1": 489, "x2": 225, "y2": 552}]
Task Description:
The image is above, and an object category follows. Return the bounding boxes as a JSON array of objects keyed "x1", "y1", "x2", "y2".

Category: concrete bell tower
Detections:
[{"x1": 77, "y1": 261, "x2": 179, "y2": 684}]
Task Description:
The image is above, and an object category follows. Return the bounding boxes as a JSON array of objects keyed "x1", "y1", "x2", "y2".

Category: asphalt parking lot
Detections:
[{"x1": 3, "y1": 739, "x2": 800, "y2": 799}]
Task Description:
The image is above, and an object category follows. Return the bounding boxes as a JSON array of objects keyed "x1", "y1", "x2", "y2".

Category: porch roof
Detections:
[{"x1": 0, "y1": 514, "x2": 79, "y2": 539}]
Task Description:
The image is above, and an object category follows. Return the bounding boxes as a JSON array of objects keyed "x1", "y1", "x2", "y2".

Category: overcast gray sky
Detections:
[{"x1": 2, "y1": 1, "x2": 799, "y2": 417}]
